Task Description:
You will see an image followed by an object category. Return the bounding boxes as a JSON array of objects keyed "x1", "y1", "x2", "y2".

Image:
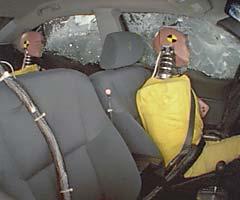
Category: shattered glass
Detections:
[
  {"x1": 123, "y1": 13, "x2": 240, "y2": 79},
  {"x1": 229, "y1": 3, "x2": 240, "y2": 22},
  {"x1": 44, "y1": 15, "x2": 102, "y2": 65}
]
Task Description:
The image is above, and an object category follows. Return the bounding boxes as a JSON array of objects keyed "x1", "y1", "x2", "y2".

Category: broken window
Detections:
[
  {"x1": 44, "y1": 15, "x2": 102, "y2": 65},
  {"x1": 122, "y1": 13, "x2": 240, "y2": 79}
]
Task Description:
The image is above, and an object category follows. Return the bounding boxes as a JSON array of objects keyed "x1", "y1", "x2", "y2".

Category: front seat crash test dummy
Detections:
[
  {"x1": 15, "y1": 31, "x2": 44, "y2": 76},
  {"x1": 136, "y1": 27, "x2": 240, "y2": 177}
]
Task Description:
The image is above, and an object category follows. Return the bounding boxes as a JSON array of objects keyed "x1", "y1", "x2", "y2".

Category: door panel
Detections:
[{"x1": 187, "y1": 70, "x2": 232, "y2": 126}]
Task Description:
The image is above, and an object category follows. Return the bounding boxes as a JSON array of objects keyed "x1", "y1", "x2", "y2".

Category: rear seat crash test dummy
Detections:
[{"x1": 136, "y1": 27, "x2": 240, "y2": 177}]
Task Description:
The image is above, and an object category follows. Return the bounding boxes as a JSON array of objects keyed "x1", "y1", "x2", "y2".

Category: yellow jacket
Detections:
[{"x1": 136, "y1": 75, "x2": 203, "y2": 166}]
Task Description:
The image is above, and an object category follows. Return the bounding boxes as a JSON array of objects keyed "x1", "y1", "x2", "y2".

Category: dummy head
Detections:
[
  {"x1": 152, "y1": 27, "x2": 190, "y2": 67},
  {"x1": 19, "y1": 32, "x2": 44, "y2": 58}
]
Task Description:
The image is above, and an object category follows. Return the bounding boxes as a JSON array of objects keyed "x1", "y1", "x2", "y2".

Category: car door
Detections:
[{"x1": 188, "y1": 69, "x2": 232, "y2": 128}]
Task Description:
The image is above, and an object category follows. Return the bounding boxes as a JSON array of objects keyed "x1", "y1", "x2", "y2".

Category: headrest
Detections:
[{"x1": 100, "y1": 31, "x2": 145, "y2": 70}]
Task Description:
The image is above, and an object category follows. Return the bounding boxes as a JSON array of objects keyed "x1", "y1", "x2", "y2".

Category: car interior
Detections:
[{"x1": 0, "y1": 0, "x2": 240, "y2": 199}]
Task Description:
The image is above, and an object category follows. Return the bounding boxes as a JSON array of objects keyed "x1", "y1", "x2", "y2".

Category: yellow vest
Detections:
[{"x1": 136, "y1": 75, "x2": 203, "y2": 166}]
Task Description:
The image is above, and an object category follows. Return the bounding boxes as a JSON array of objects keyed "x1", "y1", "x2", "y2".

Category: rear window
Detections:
[
  {"x1": 44, "y1": 15, "x2": 102, "y2": 65},
  {"x1": 121, "y1": 13, "x2": 240, "y2": 79}
]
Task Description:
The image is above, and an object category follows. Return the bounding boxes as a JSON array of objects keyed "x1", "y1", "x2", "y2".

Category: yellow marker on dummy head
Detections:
[
  {"x1": 23, "y1": 40, "x2": 30, "y2": 49},
  {"x1": 166, "y1": 34, "x2": 177, "y2": 43},
  {"x1": 152, "y1": 28, "x2": 189, "y2": 67}
]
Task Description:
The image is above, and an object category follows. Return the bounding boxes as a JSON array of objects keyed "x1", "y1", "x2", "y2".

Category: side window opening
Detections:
[{"x1": 121, "y1": 13, "x2": 240, "y2": 79}]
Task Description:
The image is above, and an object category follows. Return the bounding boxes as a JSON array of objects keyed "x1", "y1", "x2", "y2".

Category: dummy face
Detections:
[
  {"x1": 19, "y1": 32, "x2": 44, "y2": 58},
  {"x1": 152, "y1": 27, "x2": 190, "y2": 67}
]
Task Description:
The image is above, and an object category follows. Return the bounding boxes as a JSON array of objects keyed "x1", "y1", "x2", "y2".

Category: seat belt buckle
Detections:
[{"x1": 105, "y1": 88, "x2": 113, "y2": 120}]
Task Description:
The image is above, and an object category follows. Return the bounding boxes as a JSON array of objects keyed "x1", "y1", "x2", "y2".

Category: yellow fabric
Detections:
[
  {"x1": 13, "y1": 64, "x2": 39, "y2": 76},
  {"x1": 185, "y1": 136, "x2": 240, "y2": 177},
  {"x1": 136, "y1": 75, "x2": 240, "y2": 177},
  {"x1": 136, "y1": 75, "x2": 203, "y2": 166}
]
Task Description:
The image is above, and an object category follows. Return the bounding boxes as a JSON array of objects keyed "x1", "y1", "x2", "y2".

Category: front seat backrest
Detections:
[
  {"x1": 90, "y1": 32, "x2": 161, "y2": 158},
  {"x1": 0, "y1": 68, "x2": 140, "y2": 200}
]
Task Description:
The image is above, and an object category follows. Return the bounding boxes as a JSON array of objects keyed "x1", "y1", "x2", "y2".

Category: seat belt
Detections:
[
  {"x1": 165, "y1": 90, "x2": 196, "y2": 174},
  {"x1": 182, "y1": 91, "x2": 196, "y2": 151},
  {"x1": 0, "y1": 65, "x2": 72, "y2": 200}
]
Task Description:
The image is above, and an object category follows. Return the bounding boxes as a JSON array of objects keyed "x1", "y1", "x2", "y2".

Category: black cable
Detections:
[{"x1": 0, "y1": 65, "x2": 72, "y2": 200}]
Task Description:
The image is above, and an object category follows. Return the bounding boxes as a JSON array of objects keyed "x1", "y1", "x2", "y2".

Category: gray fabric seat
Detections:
[
  {"x1": 90, "y1": 32, "x2": 161, "y2": 158},
  {"x1": 0, "y1": 68, "x2": 141, "y2": 200}
]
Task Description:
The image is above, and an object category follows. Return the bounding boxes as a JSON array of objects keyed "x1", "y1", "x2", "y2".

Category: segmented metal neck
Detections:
[
  {"x1": 156, "y1": 46, "x2": 176, "y2": 79},
  {"x1": 22, "y1": 50, "x2": 33, "y2": 69}
]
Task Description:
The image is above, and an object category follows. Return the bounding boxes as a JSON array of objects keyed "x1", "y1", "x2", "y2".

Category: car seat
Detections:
[
  {"x1": 0, "y1": 68, "x2": 141, "y2": 200},
  {"x1": 90, "y1": 32, "x2": 161, "y2": 159},
  {"x1": 90, "y1": 31, "x2": 240, "y2": 199}
]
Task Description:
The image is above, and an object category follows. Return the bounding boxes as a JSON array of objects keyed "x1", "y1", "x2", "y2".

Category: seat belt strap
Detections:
[
  {"x1": 182, "y1": 90, "x2": 196, "y2": 151},
  {"x1": 166, "y1": 90, "x2": 196, "y2": 170},
  {"x1": 0, "y1": 65, "x2": 72, "y2": 200}
]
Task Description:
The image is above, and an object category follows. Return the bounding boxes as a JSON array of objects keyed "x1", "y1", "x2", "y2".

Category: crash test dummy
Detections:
[
  {"x1": 136, "y1": 27, "x2": 240, "y2": 178},
  {"x1": 14, "y1": 31, "x2": 44, "y2": 76}
]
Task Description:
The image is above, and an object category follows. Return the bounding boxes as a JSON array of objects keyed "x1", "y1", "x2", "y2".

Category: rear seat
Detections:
[{"x1": 90, "y1": 31, "x2": 161, "y2": 158}]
